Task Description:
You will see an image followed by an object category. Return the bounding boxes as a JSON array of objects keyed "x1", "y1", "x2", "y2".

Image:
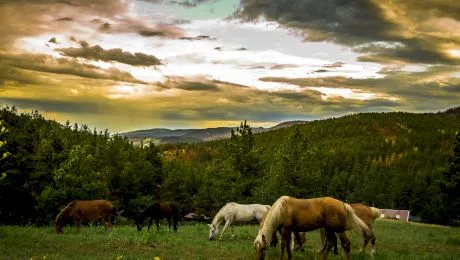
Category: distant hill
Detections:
[{"x1": 121, "y1": 121, "x2": 308, "y2": 145}]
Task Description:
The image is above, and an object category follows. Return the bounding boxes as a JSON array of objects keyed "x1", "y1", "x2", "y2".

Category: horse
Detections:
[
  {"x1": 54, "y1": 199, "x2": 123, "y2": 234},
  {"x1": 135, "y1": 202, "x2": 180, "y2": 232},
  {"x1": 208, "y1": 202, "x2": 270, "y2": 240},
  {"x1": 259, "y1": 209, "x2": 306, "y2": 251},
  {"x1": 318, "y1": 203, "x2": 380, "y2": 255},
  {"x1": 254, "y1": 196, "x2": 373, "y2": 260}
]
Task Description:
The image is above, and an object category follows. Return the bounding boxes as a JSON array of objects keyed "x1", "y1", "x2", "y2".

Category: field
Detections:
[{"x1": 0, "y1": 220, "x2": 459, "y2": 260}]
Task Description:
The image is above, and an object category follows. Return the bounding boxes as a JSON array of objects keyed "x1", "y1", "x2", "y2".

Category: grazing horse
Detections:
[
  {"x1": 254, "y1": 196, "x2": 372, "y2": 260},
  {"x1": 54, "y1": 200, "x2": 122, "y2": 234},
  {"x1": 259, "y1": 210, "x2": 306, "y2": 251},
  {"x1": 319, "y1": 203, "x2": 380, "y2": 254},
  {"x1": 208, "y1": 202, "x2": 270, "y2": 240},
  {"x1": 136, "y1": 202, "x2": 180, "y2": 232}
]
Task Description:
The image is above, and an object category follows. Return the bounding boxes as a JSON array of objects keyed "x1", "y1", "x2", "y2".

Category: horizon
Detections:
[{"x1": 1, "y1": 0, "x2": 459, "y2": 133}]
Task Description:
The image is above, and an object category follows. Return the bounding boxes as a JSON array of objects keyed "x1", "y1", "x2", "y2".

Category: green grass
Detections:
[{"x1": 0, "y1": 220, "x2": 459, "y2": 260}]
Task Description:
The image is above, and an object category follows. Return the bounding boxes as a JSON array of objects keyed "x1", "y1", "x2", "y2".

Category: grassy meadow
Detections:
[{"x1": 0, "y1": 220, "x2": 459, "y2": 260}]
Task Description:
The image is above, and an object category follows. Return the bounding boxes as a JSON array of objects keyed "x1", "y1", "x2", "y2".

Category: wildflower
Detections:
[
  {"x1": 154, "y1": 257, "x2": 160, "y2": 260},
  {"x1": 116, "y1": 256, "x2": 124, "y2": 260}
]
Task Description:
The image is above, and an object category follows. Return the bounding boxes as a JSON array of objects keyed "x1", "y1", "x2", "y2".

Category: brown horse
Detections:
[
  {"x1": 54, "y1": 200, "x2": 122, "y2": 233},
  {"x1": 319, "y1": 203, "x2": 380, "y2": 254},
  {"x1": 135, "y1": 202, "x2": 180, "y2": 231},
  {"x1": 254, "y1": 196, "x2": 372, "y2": 260}
]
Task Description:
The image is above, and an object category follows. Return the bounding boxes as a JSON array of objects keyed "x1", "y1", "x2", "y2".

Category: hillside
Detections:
[
  {"x1": 120, "y1": 122, "x2": 308, "y2": 145},
  {"x1": 159, "y1": 107, "x2": 460, "y2": 224},
  {"x1": 1, "y1": 106, "x2": 459, "y2": 227}
]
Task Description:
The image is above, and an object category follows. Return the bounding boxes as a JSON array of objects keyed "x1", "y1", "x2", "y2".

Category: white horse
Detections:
[{"x1": 208, "y1": 202, "x2": 271, "y2": 240}]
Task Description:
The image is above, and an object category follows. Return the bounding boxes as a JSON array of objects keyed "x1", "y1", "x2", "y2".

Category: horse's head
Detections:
[
  {"x1": 54, "y1": 220, "x2": 63, "y2": 234},
  {"x1": 254, "y1": 234, "x2": 267, "y2": 260},
  {"x1": 207, "y1": 224, "x2": 219, "y2": 240}
]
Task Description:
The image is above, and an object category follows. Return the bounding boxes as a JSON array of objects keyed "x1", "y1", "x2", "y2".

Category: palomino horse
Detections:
[
  {"x1": 319, "y1": 203, "x2": 380, "y2": 254},
  {"x1": 54, "y1": 200, "x2": 122, "y2": 233},
  {"x1": 259, "y1": 210, "x2": 306, "y2": 251},
  {"x1": 136, "y1": 202, "x2": 180, "y2": 231},
  {"x1": 208, "y1": 202, "x2": 270, "y2": 240},
  {"x1": 254, "y1": 196, "x2": 373, "y2": 260}
]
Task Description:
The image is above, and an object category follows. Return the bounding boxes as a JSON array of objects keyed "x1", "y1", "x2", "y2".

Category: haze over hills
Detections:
[
  {"x1": 120, "y1": 107, "x2": 460, "y2": 145},
  {"x1": 121, "y1": 120, "x2": 308, "y2": 144}
]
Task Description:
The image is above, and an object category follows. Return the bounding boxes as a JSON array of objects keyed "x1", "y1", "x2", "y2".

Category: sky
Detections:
[{"x1": 0, "y1": 0, "x2": 459, "y2": 132}]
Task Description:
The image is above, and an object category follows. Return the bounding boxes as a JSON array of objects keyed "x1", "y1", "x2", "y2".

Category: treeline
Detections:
[
  {"x1": 0, "y1": 106, "x2": 163, "y2": 225},
  {"x1": 0, "y1": 106, "x2": 459, "y2": 226},
  {"x1": 160, "y1": 110, "x2": 460, "y2": 226}
]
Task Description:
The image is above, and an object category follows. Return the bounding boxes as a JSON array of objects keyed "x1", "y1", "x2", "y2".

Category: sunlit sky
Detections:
[{"x1": 0, "y1": 0, "x2": 459, "y2": 132}]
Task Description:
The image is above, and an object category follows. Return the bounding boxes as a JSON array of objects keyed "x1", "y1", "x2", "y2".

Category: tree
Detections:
[
  {"x1": 226, "y1": 120, "x2": 261, "y2": 197},
  {"x1": 268, "y1": 125, "x2": 323, "y2": 199},
  {"x1": 440, "y1": 129, "x2": 460, "y2": 225},
  {"x1": 0, "y1": 120, "x2": 10, "y2": 181}
]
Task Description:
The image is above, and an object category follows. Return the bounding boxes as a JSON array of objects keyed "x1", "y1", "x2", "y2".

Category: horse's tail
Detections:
[
  {"x1": 370, "y1": 207, "x2": 380, "y2": 220},
  {"x1": 254, "y1": 196, "x2": 289, "y2": 246},
  {"x1": 344, "y1": 203, "x2": 372, "y2": 238}
]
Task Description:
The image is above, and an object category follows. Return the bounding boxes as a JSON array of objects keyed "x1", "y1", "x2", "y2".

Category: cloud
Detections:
[
  {"x1": 174, "y1": 81, "x2": 221, "y2": 92},
  {"x1": 57, "y1": 41, "x2": 162, "y2": 66},
  {"x1": 0, "y1": 53, "x2": 144, "y2": 85},
  {"x1": 260, "y1": 65, "x2": 460, "y2": 111},
  {"x1": 0, "y1": 0, "x2": 130, "y2": 50},
  {"x1": 235, "y1": 0, "x2": 460, "y2": 65}
]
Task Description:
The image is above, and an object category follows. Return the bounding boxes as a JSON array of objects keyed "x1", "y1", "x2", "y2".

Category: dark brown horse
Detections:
[
  {"x1": 254, "y1": 196, "x2": 373, "y2": 260},
  {"x1": 54, "y1": 200, "x2": 123, "y2": 233},
  {"x1": 135, "y1": 202, "x2": 180, "y2": 232}
]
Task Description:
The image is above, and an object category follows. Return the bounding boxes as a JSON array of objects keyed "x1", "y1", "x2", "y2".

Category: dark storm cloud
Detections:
[
  {"x1": 0, "y1": 53, "x2": 144, "y2": 85},
  {"x1": 235, "y1": 0, "x2": 460, "y2": 65},
  {"x1": 57, "y1": 41, "x2": 162, "y2": 66},
  {"x1": 0, "y1": 97, "x2": 101, "y2": 114},
  {"x1": 175, "y1": 81, "x2": 221, "y2": 92}
]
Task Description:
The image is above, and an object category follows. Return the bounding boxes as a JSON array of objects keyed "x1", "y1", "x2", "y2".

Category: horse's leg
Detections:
[
  {"x1": 167, "y1": 217, "x2": 172, "y2": 232},
  {"x1": 230, "y1": 222, "x2": 235, "y2": 239},
  {"x1": 155, "y1": 218, "x2": 160, "y2": 231},
  {"x1": 147, "y1": 218, "x2": 153, "y2": 231},
  {"x1": 369, "y1": 227, "x2": 376, "y2": 254},
  {"x1": 320, "y1": 229, "x2": 337, "y2": 260},
  {"x1": 218, "y1": 219, "x2": 231, "y2": 240},
  {"x1": 293, "y1": 232, "x2": 303, "y2": 251},
  {"x1": 280, "y1": 227, "x2": 292, "y2": 260},
  {"x1": 104, "y1": 213, "x2": 112, "y2": 232},
  {"x1": 318, "y1": 228, "x2": 326, "y2": 253},
  {"x1": 337, "y1": 231, "x2": 351, "y2": 260}
]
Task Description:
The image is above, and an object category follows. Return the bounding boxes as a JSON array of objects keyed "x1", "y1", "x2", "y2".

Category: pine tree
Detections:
[
  {"x1": 440, "y1": 129, "x2": 460, "y2": 225},
  {"x1": 226, "y1": 120, "x2": 261, "y2": 197}
]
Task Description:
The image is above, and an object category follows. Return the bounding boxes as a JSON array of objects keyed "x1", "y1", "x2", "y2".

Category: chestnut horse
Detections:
[
  {"x1": 319, "y1": 203, "x2": 380, "y2": 254},
  {"x1": 136, "y1": 202, "x2": 180, "y2": 231},
  {"x1": 54, "y1": 200, "x2": 122, "y2": 233},
  {"x1": 254, "y1": 196, "x2": 372, "y2": 260}
]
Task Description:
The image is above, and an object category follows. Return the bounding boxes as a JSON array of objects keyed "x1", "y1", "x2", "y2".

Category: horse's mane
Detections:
[
  {"x1": 254, "y1": 196, "x2": 290, "y2": 246},
  {"x1": 211, "y1": 202, "x2": 236, "y2": 226},
  {"x1": 55, "y1": 200, "x2": 77, "y2": 223}
]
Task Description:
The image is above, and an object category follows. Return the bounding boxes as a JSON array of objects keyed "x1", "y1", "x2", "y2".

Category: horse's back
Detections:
[
  {"x1": 75, "y1": 200, "x2": 113, "y2": 220},
  {"x1": 287, "y1": 197, "x2": 347, "y2": 231},
  {"x1": 350, "y1": 203, "x2": 378, "y2": 225}
]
